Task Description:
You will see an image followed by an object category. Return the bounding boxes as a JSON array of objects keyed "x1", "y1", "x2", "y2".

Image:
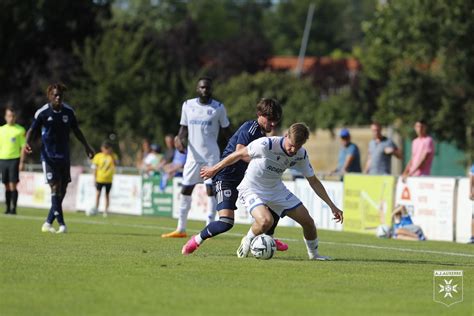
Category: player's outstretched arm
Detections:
[
  {"x1": 200, "y1": 146, "x2": 249, "y2": 180},
  {"x1": 72, "y1": 126, "x2": 95, "y2": 159},
  {"x1": 306, "y1": 175, "x2": 344, "y2": 223}
]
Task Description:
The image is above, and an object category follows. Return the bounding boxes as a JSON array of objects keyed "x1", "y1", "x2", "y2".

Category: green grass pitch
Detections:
[{"x1": 1, "y1": 208, "x2": 473, "y2": 316}]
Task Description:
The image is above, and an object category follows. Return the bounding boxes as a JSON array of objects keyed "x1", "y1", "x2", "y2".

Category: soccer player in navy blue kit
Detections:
[
  {"x1": 24, "y1": 83, "x2": 94, "y2": 233},
  {"x1": 182, "y1": 98, "x2": 288, "y2": 254}
]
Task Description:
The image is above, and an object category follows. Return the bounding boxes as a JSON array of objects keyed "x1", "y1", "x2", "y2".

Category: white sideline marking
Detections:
[{"x1": 4, "y1": 214, "x2": 474, "y2": 258}]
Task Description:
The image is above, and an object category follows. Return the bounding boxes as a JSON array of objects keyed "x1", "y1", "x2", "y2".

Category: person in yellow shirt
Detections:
[
  {"x1": 0, "y1": 106, "x2": 26, "y2": 215},
  {"x1": 91, "y1": 141, "x2": 118, "y2": 217}
]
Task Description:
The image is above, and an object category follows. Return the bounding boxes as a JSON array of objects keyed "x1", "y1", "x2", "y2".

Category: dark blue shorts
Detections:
[
  {"x1": 42, "y1": 160, "x2": 71, "y2": 185},
  {"x1": 214, "y1": 180, "x2": 239, "y2": 211}
]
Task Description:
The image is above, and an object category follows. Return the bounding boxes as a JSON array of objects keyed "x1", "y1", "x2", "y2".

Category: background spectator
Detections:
[
  {"x1": 333, "y1": 128, "x2": 361, "y2": 174},
  {"x1": 365, "y1": 122, "x2": 402, "y2": 175},
  {"x1": 402, "y1": 120, "x2": 434, "y2": 180}
]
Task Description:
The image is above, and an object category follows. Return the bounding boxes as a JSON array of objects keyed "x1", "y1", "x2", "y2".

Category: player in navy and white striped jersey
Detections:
[
  {"x1": 24, "y1": 83, "x2": 94, "y2": 234},
  {"x1": 182, "y1": 98, "x2": 288, "y2": 255},
  {"x1": 201, "y1": 123, "x2": 344, "y2": 260}
]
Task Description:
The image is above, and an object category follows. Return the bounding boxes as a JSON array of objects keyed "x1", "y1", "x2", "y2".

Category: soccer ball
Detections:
[
  {"x1": 376, "y1": 225, "x2": 391, "y2": 238},
  {"x1": 86, "y1": 206, "x2": 98, "y2": 216},
  {"x1": 250, "y1": 234, "x2": 276, "y2": 260}
]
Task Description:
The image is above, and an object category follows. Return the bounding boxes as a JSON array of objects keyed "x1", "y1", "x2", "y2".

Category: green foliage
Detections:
[
  {"x1": 317, "y1": 89, "x2": 370, "y2": 130},
  {"x1": 0, "y1": 0, "x2": 111, "y2": 125},
  {"x1": 361, "y1": 0, "x2": 474, "y2": 155},
  {"x1": 70, "y1": 22, "x2": 186, "y2": 163},
  {"x1": 264, "y1": 0, "x2": 377, "y2": 56},
  {"x1": 213, "y1": 72, "x2": 319, "y2": 130}
]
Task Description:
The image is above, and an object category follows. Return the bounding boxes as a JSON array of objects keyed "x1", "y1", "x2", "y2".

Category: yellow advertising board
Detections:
[{"x1": 343, "y1": 174, "x2": 396, "y2": 234}]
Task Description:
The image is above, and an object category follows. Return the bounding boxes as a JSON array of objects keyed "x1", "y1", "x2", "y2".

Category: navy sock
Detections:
[
  {"x1": 266, "y1": 211, "x2": 280, "y2": 236},
  {"x1": 46, "y1": 207, "x2": 56, "y2": 224},
  {"x1": 5, "y1": 190, "x2": 11, "y2": 212},
  {"x1": 51, "y1": 193, "x2": 65, "y2": 225},
  {"x1": 11, "y1": 190, "x2": 18, "y2": 213},
  {"x1": 199, "y1": 216, "x2": 234, "y2": 240}
]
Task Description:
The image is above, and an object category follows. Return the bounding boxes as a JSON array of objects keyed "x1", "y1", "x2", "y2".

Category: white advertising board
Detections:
[
  {"x1": 455, "y1": 178, "x2": 473, "y2": 243},
  {"x1": 395, "y1": 177, "x2": 455, "y2": 241},
  {"x1": 76, "y1": 174, "x2": 142, "y2": 215},
  {"x1": 295, "y1": 179, "x2": 343, "y2": 231},
  {"x1": 17, "y1": 172, "x2": 51, "y2": 209}
]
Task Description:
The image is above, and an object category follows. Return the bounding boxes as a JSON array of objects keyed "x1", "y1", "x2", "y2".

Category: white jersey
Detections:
[
  {"x1": 180, "y1": 98, "x2": 230, "y2": 164},
  {"x1": 238, "y1": 136, "x2": 314, "y2": 192}
]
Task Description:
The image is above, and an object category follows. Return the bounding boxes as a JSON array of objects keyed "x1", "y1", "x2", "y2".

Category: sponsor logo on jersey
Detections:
[
  {"x1": 224, "y1": 189, "x2": 232, "y2": 198},
  {"x1": 289, "y1": 162, "x2": 297, "y2": 167},
  {"x1": 266, "y1": 165, "x2": 285, "y2": 174},
  {"x1": 10, "y1": 137, "x2": 16, "y2": 143},
  {"x1": 207, "y1": 109, "x2": 213, "y2": 115},
  {"x1": 189, "y1": 119, "x2": 211, "y2": 126},
  {"x1": 47, "y1": 116, "x2": 53, "y2": 121},
  {"x1": 62, "y1": 115, "x2": 68, "y2": 123}
]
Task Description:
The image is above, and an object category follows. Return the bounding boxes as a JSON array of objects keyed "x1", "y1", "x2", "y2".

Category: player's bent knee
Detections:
[{"x1": 257, "y1": 216, "x2": 274, "y2": 232}]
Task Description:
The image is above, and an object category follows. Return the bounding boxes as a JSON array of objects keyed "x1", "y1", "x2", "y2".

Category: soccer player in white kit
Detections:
[
  {"x1": 201, "y1": 123, "x2": 344, "y2": 260},
  {"x1": 162, "y1": 77, "x2": 231, "y2": 238}
]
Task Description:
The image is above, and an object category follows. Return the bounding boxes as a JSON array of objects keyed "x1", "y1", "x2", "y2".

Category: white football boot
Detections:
[
  {"x1": 56, "y1": 225, "x2": 68, "y2": 234},
  {"x1": 236, "y1": 236, "x2": 252, "y2": 258},
  {"x1": 41, "y1": 222, "x2": 56, "y2": 233}
]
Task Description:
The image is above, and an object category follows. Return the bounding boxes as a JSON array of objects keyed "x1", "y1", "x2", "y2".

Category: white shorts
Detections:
[
  {"x1": 237, "y1": 184, "x2": 302, "y2": 218},
  {"x1": 182, "y1": 160, "x2": 213, "y2": 186}
]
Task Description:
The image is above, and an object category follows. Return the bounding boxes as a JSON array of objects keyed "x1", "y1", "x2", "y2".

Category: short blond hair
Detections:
[{"x1": 287, "y1": 123, "x2": 310, "y2": 145}]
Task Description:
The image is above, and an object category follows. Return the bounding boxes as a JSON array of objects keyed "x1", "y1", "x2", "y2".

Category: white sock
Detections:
[
  {"x1": 246, "y1": 227, "x2": 257, "y2": 240},
  {"x1": 304, "y1": 238, "x2": 319, "y2": 259},
  {"x1": 177, "y1": 195, "x2": 192, "y2": 232},
  {"x1": 205, "y1": 196, "x2": 217, "y2": 225},
  {"x1": 194, "y1": 234, "x2": 203, "y2": 245}
]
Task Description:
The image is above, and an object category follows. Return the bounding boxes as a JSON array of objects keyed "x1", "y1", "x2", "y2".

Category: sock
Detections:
[
  {"x1": 177, "y1": 195, "x2": 192, "y2": 232},
  {"x1": 246, "y1": 228, "x2": 257, "y2": 240},
  {"x1": 206, "y1": 196, "x2": 217, "y2": 225},
  {"x1": 5, "y1": 190, "x2": 11, "y2": 212},
  {"x1": 304, "y1": 238, "x2": 319, "y2": 259},
  {"x1": 266, "y1": 211, "x2": 280, "y2": 236},
  {"x1": 11, "y1": 190, "x2": 18, "y2": 213},
  {"x1": 51, "y1": 193, "x2": 65, "y2": 226},
  {"x1": 198, "y1": 216, "x2": 234, "y2": 244},
  {"x1": 46, "y1": 207, "x2": 56, "y2": 224}
]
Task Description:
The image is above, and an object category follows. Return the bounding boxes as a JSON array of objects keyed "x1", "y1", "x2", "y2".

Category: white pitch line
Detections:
[{"x1": 3, "y1": 214, "x2": 474, "y2": 258}]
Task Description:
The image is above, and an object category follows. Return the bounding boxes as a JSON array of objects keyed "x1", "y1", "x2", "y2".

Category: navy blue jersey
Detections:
[
  {"x1": 30, "y1": 103, "x2": 78, "y2": 163},
  {"x1": 215, "y1": 120, "x2": 265, "y2": 183}
]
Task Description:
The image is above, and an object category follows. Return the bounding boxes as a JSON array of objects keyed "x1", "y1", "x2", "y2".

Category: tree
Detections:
[
  {"x1": 213, "y1": 72, "x2": 320, "y2": 130},
  {"x1": 0, "y1": 0, "x2": 111, "y2": 125},
  {"x1": 360, "y1": 0, "x2": 473, "y2": 159},
  {"x1": 263, "y1": 0, "x2": 377, "y2": 56}
]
